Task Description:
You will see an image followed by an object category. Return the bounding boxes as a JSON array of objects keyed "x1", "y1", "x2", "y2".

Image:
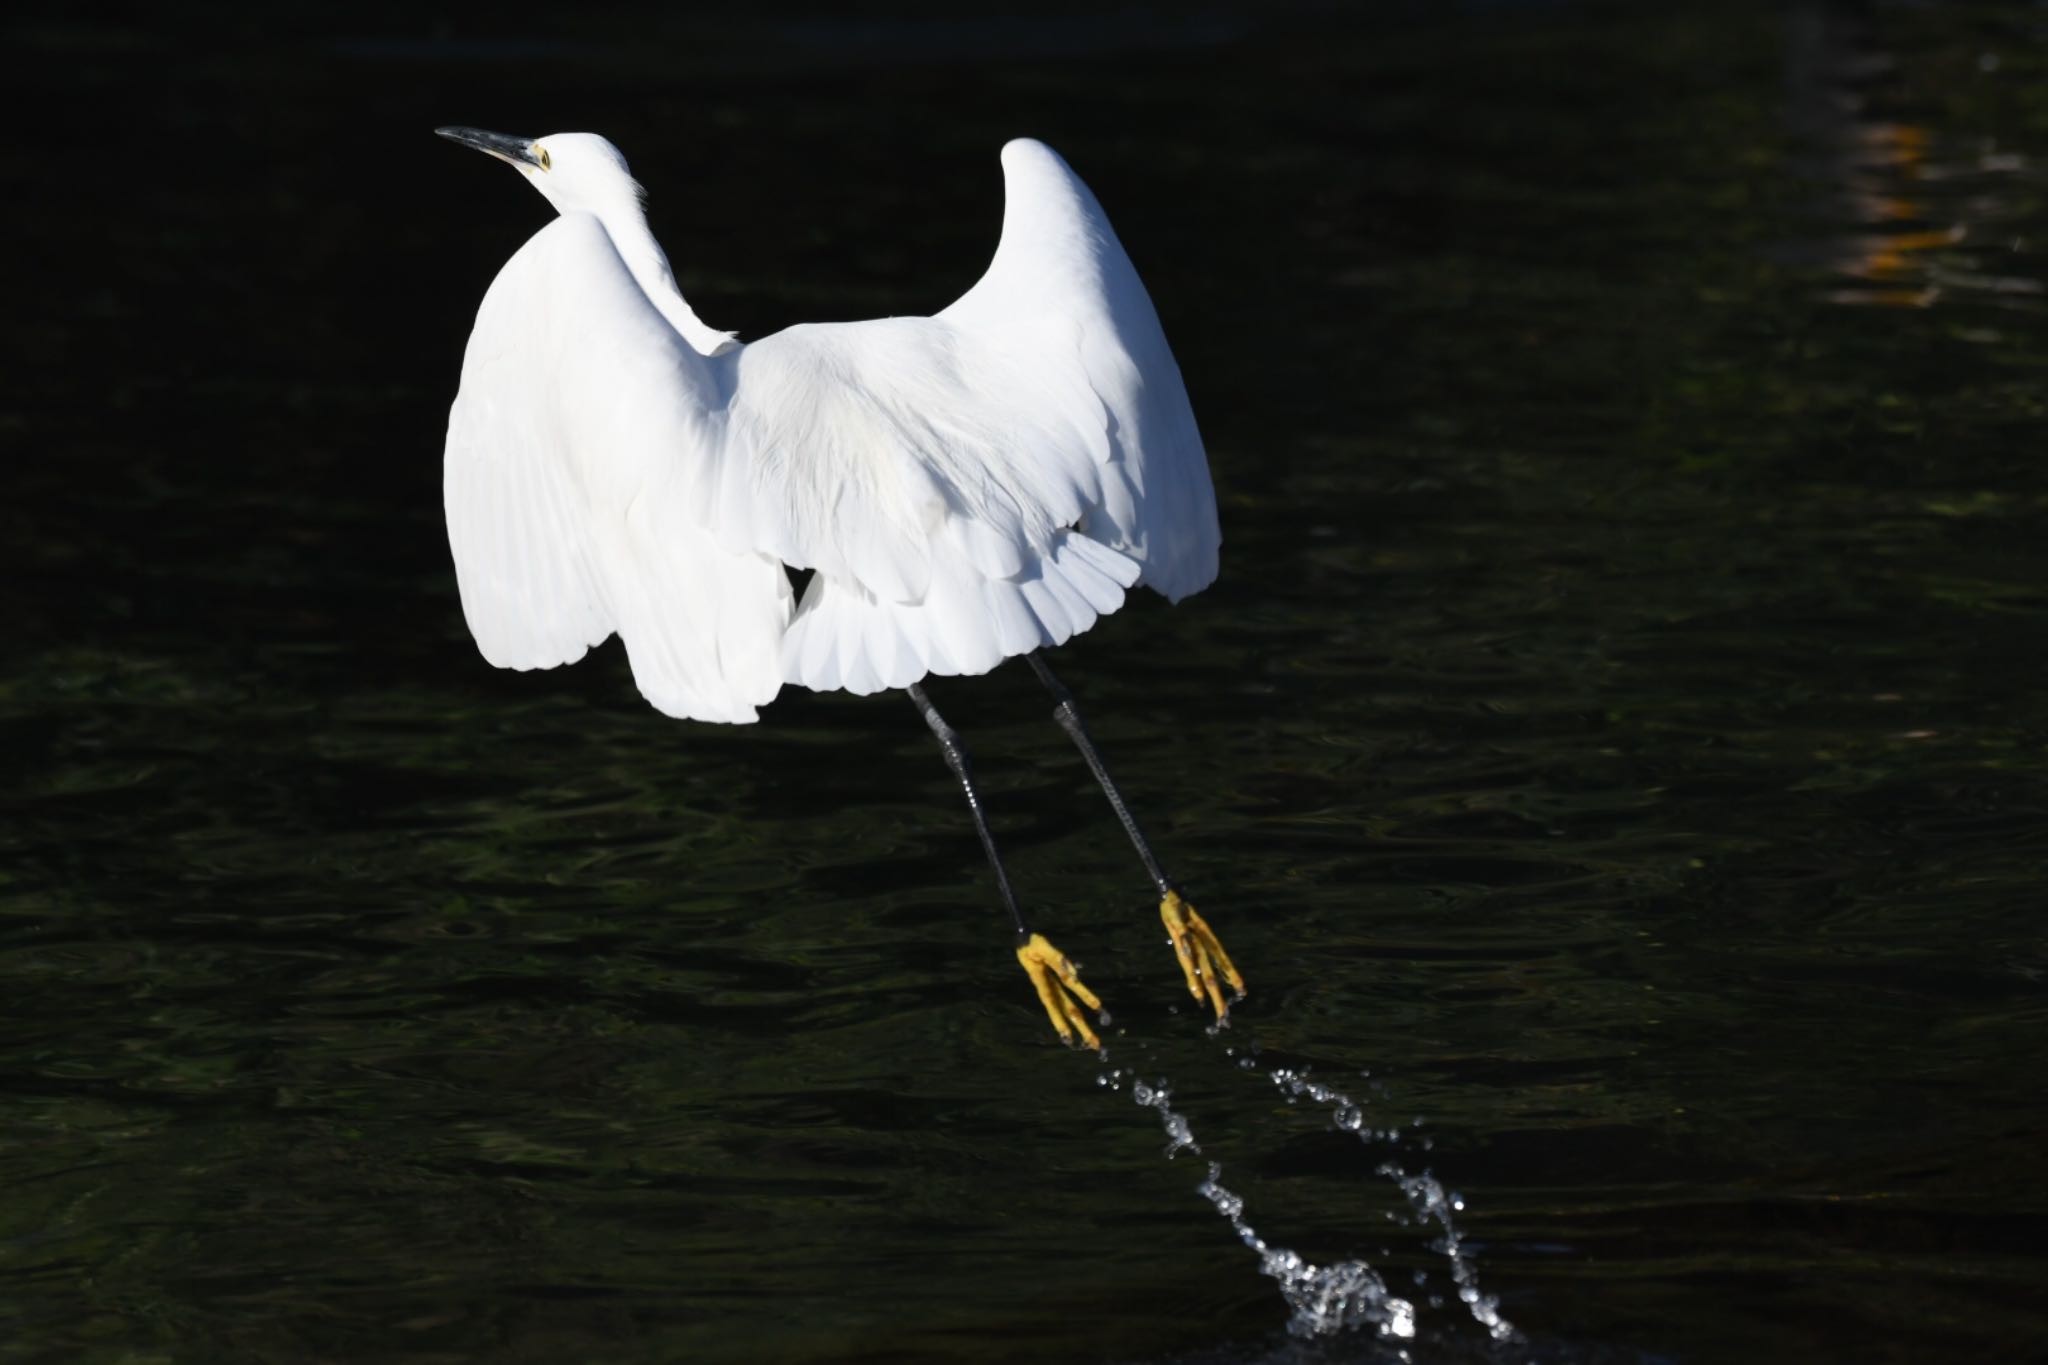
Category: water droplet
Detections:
[{"x1": 1130, "y1": 1046, "x2": 1514, "y2": 1345}]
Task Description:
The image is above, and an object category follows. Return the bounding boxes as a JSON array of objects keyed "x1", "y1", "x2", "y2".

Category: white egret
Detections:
[{"x1": 435, "y1": 126, "x2": 1239, "y2": 1047}]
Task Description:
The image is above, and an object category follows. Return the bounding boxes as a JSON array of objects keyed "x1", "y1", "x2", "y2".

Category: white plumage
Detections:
[{"x1": 441, "y1": 131, "x2": 1219, "y2": 723}]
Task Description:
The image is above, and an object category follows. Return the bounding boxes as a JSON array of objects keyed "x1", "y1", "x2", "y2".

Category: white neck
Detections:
[{"x1": 590, "y1": 199, "x2": 738, "y2": 357}]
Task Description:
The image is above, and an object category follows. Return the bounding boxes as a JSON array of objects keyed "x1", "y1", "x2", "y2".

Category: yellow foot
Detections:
[
  {"x1": 1016, "y1": 932, "x2": 1104, "y2": 1050},
  {"x1": 1161, "y1": 889, "x2": 1245, "y2": 1020}
]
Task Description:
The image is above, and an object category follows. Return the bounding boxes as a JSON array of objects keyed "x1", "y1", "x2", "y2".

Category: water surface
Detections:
[{"x1": 4, "y1": 4, "x2": 2046, "y2": 1362}]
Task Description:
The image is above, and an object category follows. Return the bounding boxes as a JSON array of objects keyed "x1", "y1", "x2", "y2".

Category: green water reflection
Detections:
[{"x1": 4, "y1": 4, "x2": 2046, "y2": 1362}]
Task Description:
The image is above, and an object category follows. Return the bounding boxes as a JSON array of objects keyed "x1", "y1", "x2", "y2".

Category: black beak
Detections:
[{"x1": 435, "y1": 126, "x2": 541, "y2": 168}]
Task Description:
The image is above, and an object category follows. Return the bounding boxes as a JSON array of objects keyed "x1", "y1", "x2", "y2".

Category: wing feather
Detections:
[
  {"x1": 445, "y1": 140, "x2": 1213, "y2": 716},
  {"x1": 740, "y1": 138, "x2": 1214, "y2": 696},
  {"x1": 940, "y1": 138, "x2": 1220, "y2": 602},
  {"x1": 443, "y1": 213, "x2": 791, "y2": 722}
]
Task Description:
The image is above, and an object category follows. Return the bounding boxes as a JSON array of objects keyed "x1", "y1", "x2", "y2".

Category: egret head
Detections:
[{"x1": 435, "y1": 127, "x2": 645, "y2": 214}]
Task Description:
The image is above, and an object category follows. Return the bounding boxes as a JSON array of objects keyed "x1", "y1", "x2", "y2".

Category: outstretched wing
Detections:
[
  {"x1": 725, "y1": 138, "x2": 1220, "y2": 696},
  {"x1": 940, "y1": 138, "x2": 1220, "y2": 602},
  {"x1": 444, "y1": 213, "x2": 792, "y2": 723}
]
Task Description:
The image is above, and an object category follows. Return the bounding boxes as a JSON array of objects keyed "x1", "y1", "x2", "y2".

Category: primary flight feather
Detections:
[{"x1": 439, "y1": 128, "x2": 1220, "y2": 723}]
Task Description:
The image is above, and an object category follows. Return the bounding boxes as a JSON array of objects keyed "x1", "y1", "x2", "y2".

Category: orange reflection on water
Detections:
[{"x1": 1825, "y1": 121, "x2": 1957, "y2": 308}]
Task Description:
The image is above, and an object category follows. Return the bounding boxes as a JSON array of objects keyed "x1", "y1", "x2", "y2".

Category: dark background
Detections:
[{"x1": 6, "y1": 3, "x2": 2048, "y2": 1363}]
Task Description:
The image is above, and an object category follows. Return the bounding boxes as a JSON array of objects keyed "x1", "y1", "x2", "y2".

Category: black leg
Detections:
[
  {"x1": 1026, "y1": 653, "x2": 1171, "y2": 896},
  {"x1": 1025, "y1": 652, "x2": 1245, "y2": 1016},
  {"x1": 909, "y1": 680, "x2": 1104, "y2": 1047},
  {"x1": 908, "y1": 682, "x2": 1028, "y2": 939}
]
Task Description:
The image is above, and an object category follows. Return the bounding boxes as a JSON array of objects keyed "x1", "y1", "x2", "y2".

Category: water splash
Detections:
[
  {"x1": 1105, "y1": 1051, "x2": 1518, "y2": 1348},
  {"x1": 1198, "y1": 1160, "x2": 1419, "y2": 1342},
  {"x1": 1120, "y1": 1070, "x2": 1419, "y2": 1342},
  {"x1": 1131, "y1": 1077, "x2": 1200, "y2": 1158},
  {"x1": 1269, "y1": 1067, "x2": 1517, "y2": 1344}
]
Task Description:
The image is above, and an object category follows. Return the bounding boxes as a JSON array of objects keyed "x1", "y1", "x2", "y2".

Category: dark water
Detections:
[{"x1": 7, "y1": 4, "x2": 2048, "y2": 1362}]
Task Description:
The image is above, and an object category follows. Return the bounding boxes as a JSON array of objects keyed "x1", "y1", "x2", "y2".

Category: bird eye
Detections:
[{"x1": 536, "y1": 145, "x2": 551, "y2": 171}]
